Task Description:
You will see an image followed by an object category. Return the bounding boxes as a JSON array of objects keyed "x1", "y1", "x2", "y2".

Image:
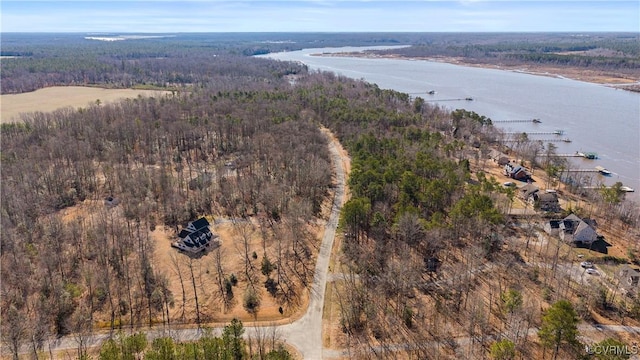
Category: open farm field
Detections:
[{"x1": 1, "y1": 86, "x2": 169, "y2": 123}]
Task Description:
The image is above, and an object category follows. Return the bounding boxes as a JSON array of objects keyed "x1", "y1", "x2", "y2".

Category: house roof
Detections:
[
  {"x1": 191, "y1": 217, "x2": 210, "y2": 231},
  {"x1": 562, "y1": 214, "x2": 596, "y2": 229},
  {"x1": 574, "y1": 221, "x2": 596, "y2": 237},
  {"x1": 583, "y1": 218, "x2": 598, "y2": 228},
  {"x1": 548, "y1": 220, "x2": 562, "y2": 229},
  {"x1": 174, "y1": 217, "x2": 217, "y2": 253},
  {"x1": 511, "y1": 165, "x2": 524, "y2": 174},
  {"x1": 537, "y1": 192, "x2": 558, "y2": 203},
  {"x1": 564, "y1": 213, "x2": 582, "y2": 222},
  {"x1": 489, "y1": 149, "x2": 502, "y2": 159},
  {"x1": 519, "y1": 184, "x2": 539, "y2": 198},
  {"x1": 497, "y1": 156, "x2": 510, "y2": 165},
  {"x1": 561, "y1": 219, "x2": 580, "y2": 233}
]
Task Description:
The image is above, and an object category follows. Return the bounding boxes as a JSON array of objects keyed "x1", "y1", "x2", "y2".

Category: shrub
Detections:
[
  {"x1": 261, "y1": 255, "x2": 275, "y2": 276},
  {"x1": 264, "y1": 278, "x2": 278, "y2": 297},
  {"x1": 243, "y1": 287, "x2": 260, "y2": 314}
]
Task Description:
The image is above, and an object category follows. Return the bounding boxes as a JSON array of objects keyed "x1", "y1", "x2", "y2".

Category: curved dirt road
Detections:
[{"x1": 273, "y1": 130, "x2": 346, "y2": 359}]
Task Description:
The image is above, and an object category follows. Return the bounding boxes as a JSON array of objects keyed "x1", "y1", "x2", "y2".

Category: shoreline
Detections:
[
  {"x1": 314, "y1": 52, "x2": 640, "y2": 92},
  {"x1": 309, "y1": 50, "x2": 639, "y2": 200}
]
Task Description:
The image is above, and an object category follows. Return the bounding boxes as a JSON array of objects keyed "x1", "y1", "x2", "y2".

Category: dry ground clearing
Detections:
[{"x1": 1, "y1": 86, "x2": 169, "y2": 123}]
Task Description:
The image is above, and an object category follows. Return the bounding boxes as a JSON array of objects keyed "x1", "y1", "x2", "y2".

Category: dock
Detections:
[
  {"x1": 423, "y1": 98, "x2": 475, "y2": 102},
  {"x1": 505, "y1": 138, "x2": 571, "y2": 143},
  {"x1": 538, "y1": 153, "x2": 583, "y2": 158},
  {"x1": 493, "y1": 118, "x2": 541, "y2": 124},
  {"x1": 564, "y1": 169, "x2": 601, "y2": 173},
  {"x1": 538, "y1": 151, "x2": 598, "y2": 159},
  {"x1": 582, "y1": 185, "x2": 635, "y2": 192},
  {"x1": 504, "y1": 130, "x2": 564, "y2": 136},
  {"x1": 564, "y1": 166, "x2": 611, "y2": 175}
]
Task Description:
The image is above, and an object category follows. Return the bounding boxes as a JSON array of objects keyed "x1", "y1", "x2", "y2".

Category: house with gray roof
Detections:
[
  {"x1": 617, "y1": 265, "x2": 640, "y2": 296},
  {"x1": 518, "y1": 183, "x2": 539, "y2": 201},
  {"x1": 533, "y1": 191, "x2": 561, "y2": 212},
  {"x1": 172, "y1": 217, "x2": 218, "y2": 254},
  {"x1": 559, "y1": 214, "x2": 599, "y2": 245}
]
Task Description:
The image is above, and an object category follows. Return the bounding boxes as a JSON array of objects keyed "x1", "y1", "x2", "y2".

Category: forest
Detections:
[
  {"x1": 2, "y1": 33, "x2": 640, "y2": 359},
  {"x1": 4, "y1": 32, "x2": 638, "y2": 95},
  {"x1": 369, "y1": 33, "x2": 640, "y2": 69}
]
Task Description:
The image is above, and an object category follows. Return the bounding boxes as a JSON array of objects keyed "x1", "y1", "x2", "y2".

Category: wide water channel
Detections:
[{"x1": 262, "y1": 46, "x2": 640, "y2": 200}]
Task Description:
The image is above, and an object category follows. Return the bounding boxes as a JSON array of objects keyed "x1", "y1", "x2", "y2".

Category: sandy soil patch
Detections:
[
  {"x1": 149, "y1": 218, "x2": 317, "y2": 326},
  {"x1": 1, "y1": 86, "x2": 170, "y2": 123}
]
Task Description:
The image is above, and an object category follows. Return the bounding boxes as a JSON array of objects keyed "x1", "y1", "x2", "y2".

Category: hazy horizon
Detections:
[{"x1": 2, "y1": 1, "x2": 638, "y2": 33}]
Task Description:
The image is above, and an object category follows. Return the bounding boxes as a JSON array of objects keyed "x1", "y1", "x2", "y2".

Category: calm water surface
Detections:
[{"x1": 263, "y1": 46, "x2": 640, "y2": 200}]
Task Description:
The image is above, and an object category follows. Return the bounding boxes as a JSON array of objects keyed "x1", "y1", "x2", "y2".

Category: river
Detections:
[{"x1": 261, "y1": 46, "x2": 640, "y2": 201}]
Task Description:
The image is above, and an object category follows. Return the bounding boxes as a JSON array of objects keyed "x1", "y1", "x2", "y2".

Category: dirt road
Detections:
[{"x1": 274, "y1": 131, "x2": 347, "y2": 359}]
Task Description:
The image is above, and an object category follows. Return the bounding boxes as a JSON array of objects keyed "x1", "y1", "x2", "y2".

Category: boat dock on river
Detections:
[
  {"x1": 505, "y1": 138, "x2": 571, "y2": 143},
  {"x1": 505, "y1": 130, "x2": 564, "y2": 136},
  {"x1": 538, "y1": 151, "x2": 599, "y2": 159},
  {"x1": 423, "y1": 97, "x2": 475, "y2": 102},
  {"x1": 564, "y1": 166, "x2": 611, "y2": 175},
  {"x1": 493, "y1": 118, "x2": 541, "y2": 124},
  {"x1": 582, "y1": 185, "x2": 635, "y2": 192}
]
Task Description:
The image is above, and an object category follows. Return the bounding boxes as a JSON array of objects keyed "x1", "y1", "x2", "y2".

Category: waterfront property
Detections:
[
  {"x1": 518, "y1": 183, "x2": 539, "y2": 201},
  {"x1": 558, "y1": 214, "x2": 599, "y2": 246},
  {"x1": 504, "y1": 163, "x2": 529, "y2": 181},
  {"x1": 544, "y1": 214, "x2": 600, "y2": 246},
  {"x1": 533, "y1": 191, "x2": 560, "y2": 212},
  {"x1": 263, "y1": 47, "x2": 640, "y2": 200}
]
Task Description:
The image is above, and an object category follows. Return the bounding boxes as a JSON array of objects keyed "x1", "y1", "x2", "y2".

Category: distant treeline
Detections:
[
  {"x1": 371, "y1": 33, "x2": 640, "y2": 72},
  {"x1": 3, "y1": 32, "x2": 638, "y2": 94},
  {"x1": 0, "y1": 32, "x2": 406, "y2": 94}
]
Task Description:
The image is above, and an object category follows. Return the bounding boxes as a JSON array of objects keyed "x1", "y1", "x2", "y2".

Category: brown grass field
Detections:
[{"x1": 1, "y1": 86, "x2": 169, "y2": 123}]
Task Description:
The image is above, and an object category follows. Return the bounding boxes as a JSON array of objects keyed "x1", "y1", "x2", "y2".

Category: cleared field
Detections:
[{"x1": 1, "y1": 86, "x2": 169, "y2": 123}]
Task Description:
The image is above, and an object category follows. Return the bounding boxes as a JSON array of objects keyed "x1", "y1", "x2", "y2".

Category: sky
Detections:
[{"x1": 1, "y1": 1, "x2": 639, "y2": 33}]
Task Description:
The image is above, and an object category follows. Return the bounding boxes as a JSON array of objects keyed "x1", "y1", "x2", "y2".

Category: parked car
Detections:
[
  {"x1": 586, "y1": 268, "x2": 598, "y2": 275},
  {"x1": 503, "y1": 182, "x2": 515, "y2": 187},
  {"x1": 581, "y1": 261, "x2": 593, "y2": 268}
]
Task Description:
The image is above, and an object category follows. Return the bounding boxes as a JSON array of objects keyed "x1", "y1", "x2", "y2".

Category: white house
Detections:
[
  {"x1": 559, "y1": 214, "x2": 599, "y2": 245},
  {"x1": 172, "y1": 217, "x2": 218, "y2": 254}
]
